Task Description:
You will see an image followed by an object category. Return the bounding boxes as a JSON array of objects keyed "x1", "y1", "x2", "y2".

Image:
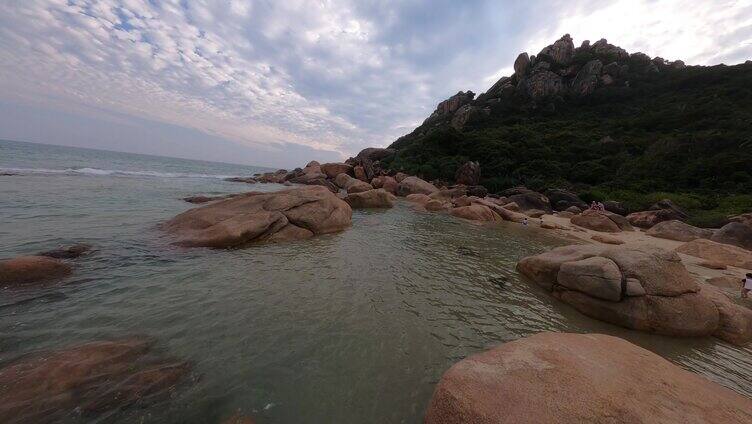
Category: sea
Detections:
[{"x1": 1, "y1": 139, "x2": 751, "y2": 423}]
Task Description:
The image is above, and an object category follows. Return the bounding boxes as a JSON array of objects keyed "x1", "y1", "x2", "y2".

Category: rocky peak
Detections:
[
  {"x1": 434, "y1": 91, "x2": 475, "y2": 117},
  {"x1": 537, "y1": 33, "x2": 575, "y2": 66}
]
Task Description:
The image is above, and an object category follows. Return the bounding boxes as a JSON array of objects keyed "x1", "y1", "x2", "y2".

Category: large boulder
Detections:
[
  {"x1": 711, "y1": 222, "x2": 752, "y2": 250},
  {"x1": 163, "y1": 186, "x2": 352, "y2": 248},
  {"x1": 651, "y1": 199, "x2": 689, "y2": 220},
  {"x1": 506, "y1": 190, "x2": 551, "y2": 212},
  {"x1": 700, "y1": 284, "x2": 752, "y2": 345},
  {"x1": 0, "y1": 337, "x2": 190, "y2": 423},
  {"x1": 603, "y1": 200, "x2": 627, "y2": 215},
  {"x1": 571, "y1": 210, "x2": 631, "y2": 233},
  {"x1": 0, "y1": 256, "x2": 72, "y2": 287},
  {"x1": 537, "y1": 34, "x2": 575, "y2": 65},
  {"x1": 355, "y1": 147, "x2": 395, "y2": 162},
  {"x1": 320, "y1": 162, "x2": 353, "y2": 179},
  {"x1": 405, "y1": 193, "x2": 432, "y2": 206},
  {"x1": 370, "y1": 176, "x2": 398, "y2": 194},
  {"x1": 647, "y1": 220, "x2": 714, "y2": 242},
  {"x1": 396, "y1": 176, "x2": 438, "y2": 196},
  {"x1": 344, "y1": 189, "x2": 395, "y2": 209},
  {"x1": 517, "y1": 245, "x2": 725, "y2": 338},
  {"x1": 454, "y1": 161, "x2": 480, "y2": 186},
  {"x1": 627, "y1": 208, "x2": 681, "y2": 228},
  {"x1": 334, "y1": 173, "x2": 373, "y2": 194},
  {"x1": 676, "y1": 239, "x2": 752, "y2": 269},
  {"x1": 730, "y1": 212, "x2": 752, "y2": 227},
  {"x1": 544, "y1": 189, "x2": 587, "y2": 211},
  {"x1": 513, "y1": 52, "x2": 530, "y2": 75},
  {"x1": 424, "y1": 333, "x2": 752, "y2": 424},
  {"x1": 449, "y1": 205, "x2": 501, "y2": 222}
]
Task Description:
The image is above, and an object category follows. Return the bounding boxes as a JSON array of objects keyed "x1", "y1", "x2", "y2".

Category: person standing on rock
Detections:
[{"x1": 742, "y1": 273, "x2": 752, "y2": 298}]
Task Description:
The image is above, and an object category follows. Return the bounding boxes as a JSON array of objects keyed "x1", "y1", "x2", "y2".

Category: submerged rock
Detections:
[
  {"x1": 0, "y1": 256, "x2": 72, "y2": 287},
  {"x1": 163, "y1": 186, "x2": 352, "y2": 248},
  {"x1": 0, "y1": 337, "x2": 190, "y2": 424},
  {"x1": 424, "y1": 333, "x2": 752, "y2": 424},
  {"x1": 38, "y1": 244, "x2": 92, "y2": 259}
]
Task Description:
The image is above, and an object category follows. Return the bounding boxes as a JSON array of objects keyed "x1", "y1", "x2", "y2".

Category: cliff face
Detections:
[
  {"x1": 413, "y1": 34, "x2": 688, "y2": 134},
  {"x1": 384, "y1": 34, "x2": 752, "y2": 225}
]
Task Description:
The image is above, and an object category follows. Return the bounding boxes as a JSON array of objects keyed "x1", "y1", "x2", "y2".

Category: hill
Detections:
[{"x1": 383, "y1": 35, "x2": 752, "y2": 226}]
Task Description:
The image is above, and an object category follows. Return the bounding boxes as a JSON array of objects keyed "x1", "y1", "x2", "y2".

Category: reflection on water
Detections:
[{"x1": 1, "y1": 142, "x2": 751, "y2": 423}]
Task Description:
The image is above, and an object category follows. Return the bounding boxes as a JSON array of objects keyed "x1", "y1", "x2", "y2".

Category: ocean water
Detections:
[{"x1": 1, "y1": 139, "x2": 751, "y2": 423}]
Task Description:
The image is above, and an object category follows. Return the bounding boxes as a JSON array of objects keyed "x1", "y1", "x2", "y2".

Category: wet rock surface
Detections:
[
  {"x1": 0, "y1": 337, "x2": 191, "y2": 424},
  {"x1": 424, "y1": 333, "x2": 752, "y2": 424},
  {"x1": 0, "y1": 256, "x2": 72, "y2": 287}
]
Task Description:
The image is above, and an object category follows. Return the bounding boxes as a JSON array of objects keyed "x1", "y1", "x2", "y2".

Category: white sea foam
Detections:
[{"x1": 0, "y1": 166, "x2": 237, "y2": 179}]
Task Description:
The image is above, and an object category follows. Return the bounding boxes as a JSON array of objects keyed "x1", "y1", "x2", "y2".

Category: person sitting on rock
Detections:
[
  {"x1": 590, "y1": 201, "x2": 598, "y2": 210},
  {"x1": 597, "y1": 202, "x2": 605, "y2": 211},
  {"x1": 742, "y1": 273, "x2": 752, "y2": 298}
]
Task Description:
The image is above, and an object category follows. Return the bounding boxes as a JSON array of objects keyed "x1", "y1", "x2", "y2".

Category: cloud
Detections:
[{"x1": 0, "y1": 1, "x2": 750, "y2": 167}]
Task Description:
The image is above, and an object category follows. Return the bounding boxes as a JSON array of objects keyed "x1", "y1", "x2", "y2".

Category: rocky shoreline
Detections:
[{"x1": 2, "y1": 146, "x2": 752, "y2": 422}]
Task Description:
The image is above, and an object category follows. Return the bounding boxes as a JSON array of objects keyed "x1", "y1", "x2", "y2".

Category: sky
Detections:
[{"x1": 1, "y1": 0, "x2": 751, "y2": 168}]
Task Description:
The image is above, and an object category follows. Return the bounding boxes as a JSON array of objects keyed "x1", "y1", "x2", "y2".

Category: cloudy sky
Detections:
[{"x1": 1, "y1": 0, "x2": 750, "y2": 167}]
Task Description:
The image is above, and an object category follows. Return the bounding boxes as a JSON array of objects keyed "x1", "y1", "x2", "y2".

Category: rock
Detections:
[
  {"x1": 627, "y1": 209, "x2": 681, "y2": 228},
  {"x1": 450, "y1": 105, "x2": 489, "y2": 130},
  {"x1": 454, "y1": 161, "x2": 480, "y2": 186},
  {"x1": 571, "y1": 59, "x2": 603, "y2": 96},
  {"x1": 356, "y1": 147, "x2": 395, "y2": 162},
  {"x1": 708, "y1": 276, "x2": 742, "y2": 290},
  {"x1": 650, "y1": 199, "x2": 689, "y2": 220},
  {"x1": 698, "y1": 261, "x2": 728, "y2": 270},
  {"x1": 371, "y1": 175, "x2": 399, "y2": 194},
  {"x1": 353, "y1": 165, "x2": 368, "y2": 182},
  {"x1": 513, "y1": 52, "x2": 530, "y2": 75},
  {"x1": 591, "y1": 234, "x2": 624, "y2": 245},
  {"x1": 506, "y1": 190, "x2": 551, "y2": 212},
  {"x1": 677, "y1": 239, "x2": 752, "y2": 269},
  {"x1": 433, "y1": 91, "x2": 475, "y2": 117},
  {"x1": 525, "y1": 209, "x2": 546, "y2": 218},
  {"x1": 518, "y1": 245, "x2": 722, "y2": 337},
  {"x1": 452, "y1": 196, "x2": 471, "y2": 207},
  {"x1": 184, "y1": 195, "x2": 221, "y2": 204},
  {"x1": 603, "y1": 200, "x2": 627, "y2": 215},
  {"x1": 425, "y1": 200, "x2": 449, "y2": 211},
  {"x1": 430, "y1": 186, "x2": 467, "y2": 200},
  {"x1": 646, "y1": 220, "x2": 713, "y2": 242},
  {"x1": 163, "y1": 186, "x2": 352, "y2": 248},
  {"x1": 522, "y1": 70, "x2": 563, "y2": 99},
  {"x1": 450, "y1": 205, "x2": 501, "y2": 222},
  {"x1": 424, "y1": 333, "x2": 752, "y2": 424},
  {"x1": 558, "y1": 256, "x2": 623, "y2": 301},
  {"x1": 466, "y1": 185, "x2": 487, "y2": 198},
  {"x1": 571, "y1": 210, "x2": 621, "y2": 232},
  {"x1": 565, "y1": 205, "x2": 582, "y2": 214},
  {"x1": 545, "y1": 189, "x2": 587, "y2": 211},
  {"x1": 224, "y1": 177, "x2": 257, "y2": 184},
  {"x1": 37, "y1": 244, "x2": 92, "y2": 259},
  {"x1": 0, "y1": 337, "x2": 190, "y2": 423},
  {"x1": 711, "y1": 222, "x2": 752, "y2": 250},
  {"x1": 554, "y1": 211, "x2": 574, "y2": 218},
  {"x1": 503, "y1": 202, "x2": 520, "y2": 211},
  {"x1": 344, "y1": 189, "x2": 395, "y2": 209},
  {"x1": 396, "y1": 176, "x2": 438, "y2": 196},
  {"x1": 394, "y1": 172, "x2": 409, "y2": 183},
  {"x1": 320, "y1": 163, "x2": 353, "y2": 179},
  {"x1": 700, "y1": 284, "x2": 752, "y2": 345},
  {"x1": 334, "y1": 173, "x2": 373, "y2": 194},
  {"x1": 540, "y1": 221, "x2": 567, "y2": 230},
  {"x1": 730, "y1": 212, "x2": 752, "y2": 227},
  {"x1": 537, "y1": 34, "x2": 575, "y2": 65},
  {"x1": 0, "y1": 256, "x2": 72, "y2": 287},
  {"x1": 405, "y1": 193, "x2": 432, "y2": 206}
]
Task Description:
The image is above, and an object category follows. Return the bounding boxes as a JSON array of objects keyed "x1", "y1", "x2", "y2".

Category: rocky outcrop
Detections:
[
  {"x1": 646, "y1": 220, "x2": 713, "y2": 242},
  {"x1": 711, "y1": 222, "x2": 752, "y2": 250},
  {"x1": 424, "y1": 333, "x2": 752, "y2": 424},
  {"x1": 334, "y1": 173, "x2": 373, "y2": 194},
  {"x1": 344, "y1": 189, "x2": 395, "y2": 209},
  {"x1": 544, "y1": 189, "x2": 586, "y2": 211},
  {"x1": 320, "y1": 163, "x2": 353, "y2": 179},
  {"x1": 0, "y1": 256, "x2": 72, "y2": 287},
  {"x1": 513, "y1": 52, "x2": 530, "y2": 75},
  {"x1": 0, "y1": 337, "x2": 190, "y2": 423},
  {"x1": 396, "y1": 176, "x2": 439, "y2": 196},
  {"x1": 517, "y1": 245, "x2": 741, "y2": 340},
  {"x1": 627, "y1": 208, "x2": 681, "y2": 228},
  {"x1": 676, "y1": 239, "x2": 752, "y2": 269},
  {"x1": 571, "y1": 210, "x2": 633, "y2": 232},
  {"x1": 537, "y1": 34, "x2": 575, "y2": 65},
  {"x1": 163, "y1": 186, "x2": 352, "y2": 248},
  {"x1": 355, "y1": 147, "x2": 395, "y2": 162},
  {"x1": 449, "y1": 205, "x2": 501, "y2": 222},
  {"x1": 454, "y1": 161, "x2": 480, "y2": 185}
]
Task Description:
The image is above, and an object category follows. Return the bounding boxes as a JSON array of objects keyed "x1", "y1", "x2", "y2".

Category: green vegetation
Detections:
[{"x1": 386, "y1": 62, "x2": 752, "y2": 227}]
